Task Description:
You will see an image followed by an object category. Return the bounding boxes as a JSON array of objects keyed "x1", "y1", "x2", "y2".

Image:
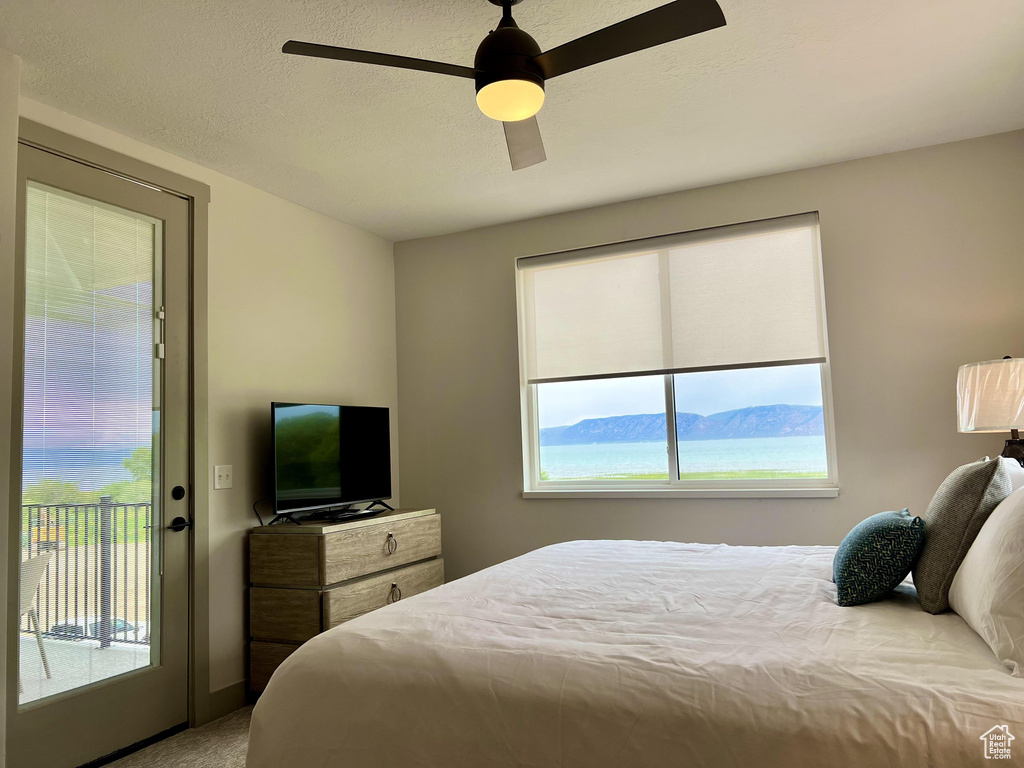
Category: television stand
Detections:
[{"x1": 249, "y1": 508, "x2": 443, "y2": 693}]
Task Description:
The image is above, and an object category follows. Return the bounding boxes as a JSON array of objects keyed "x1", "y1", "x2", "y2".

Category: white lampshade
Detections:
[{"x1": 957, "y1": 358, "x2": 1024, "y2": 433}]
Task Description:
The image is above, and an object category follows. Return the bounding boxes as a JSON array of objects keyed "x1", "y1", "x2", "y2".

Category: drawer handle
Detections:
[
  {"x1": 385, "y1": 532, "x2": 398, "y2": 555},
  {"x1": 389, "y1": 582, "x2": 402, "y2": 603}
]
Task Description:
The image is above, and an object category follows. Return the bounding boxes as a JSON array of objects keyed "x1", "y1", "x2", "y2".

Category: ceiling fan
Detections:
[{"x1": 283, "y1": 0, "x2": 726, "y2": 171}]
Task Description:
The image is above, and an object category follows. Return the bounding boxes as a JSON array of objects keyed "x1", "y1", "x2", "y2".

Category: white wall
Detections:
[
  {"x1": 394, "y1": 130, "x2": 1024, "y2": 582},
  {"x1": 0, "y1": 49, "x2": 22, "y2": 768},
  {"x1": 18, "y1": 98, "x2": 399, "y2": 704}
]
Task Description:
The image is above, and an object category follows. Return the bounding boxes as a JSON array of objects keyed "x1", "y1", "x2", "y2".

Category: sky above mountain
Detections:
[{"x1": 538, "y1": 364, "x2": 824, "y2": 429}]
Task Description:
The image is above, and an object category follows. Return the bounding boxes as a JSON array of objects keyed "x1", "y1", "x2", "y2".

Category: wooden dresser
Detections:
[{"x1": 248, "y1": 507, "x2": 443, "y2": 693}]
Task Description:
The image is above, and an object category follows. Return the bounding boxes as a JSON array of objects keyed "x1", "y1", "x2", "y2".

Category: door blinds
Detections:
[
  {"x1": 517, "y1": 213, "x2": 826, "y2": 384},
  {"x1": 23, "y1": 181, "x2": 158, "y2": 489}
]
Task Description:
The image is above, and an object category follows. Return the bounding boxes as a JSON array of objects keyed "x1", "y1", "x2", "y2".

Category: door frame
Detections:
[{"x1": 6, "y1": 119, "x2": 213, "y2": 730}]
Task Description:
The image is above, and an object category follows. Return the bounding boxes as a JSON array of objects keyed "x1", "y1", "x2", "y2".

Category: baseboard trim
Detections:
[
  {"x1": 208, "y1": 680, "x2": 248, "y2": 722},
  {"x1": 77, "y1": 722, "x2": 188, "y2": 768}
]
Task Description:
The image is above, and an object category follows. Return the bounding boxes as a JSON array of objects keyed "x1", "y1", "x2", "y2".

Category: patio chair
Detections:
[{"x1": 20, "y1": 552, "x2": 53, "y2": 687}]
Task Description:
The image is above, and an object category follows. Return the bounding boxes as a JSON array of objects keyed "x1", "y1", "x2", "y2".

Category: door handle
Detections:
[{"x1": 167, "y1": 517, "x2": 192, "y2": 532}]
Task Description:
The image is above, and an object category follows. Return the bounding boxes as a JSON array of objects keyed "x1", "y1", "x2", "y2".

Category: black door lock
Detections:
[{"x1": 167, "y1": 517, "x2": 192, "y2": 532}]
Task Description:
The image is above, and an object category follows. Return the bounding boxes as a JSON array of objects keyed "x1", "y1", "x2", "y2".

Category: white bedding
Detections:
[{"x1": 247, "y1": 541, "x2": 1024, "y2": 767}]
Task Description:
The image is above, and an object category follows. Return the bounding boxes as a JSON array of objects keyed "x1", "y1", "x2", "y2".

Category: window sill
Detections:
[{"x1": 522, "y1": 487, "x2": 840, "y2": 500}]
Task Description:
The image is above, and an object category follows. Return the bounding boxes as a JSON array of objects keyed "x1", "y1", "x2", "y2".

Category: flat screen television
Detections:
[{"x1": 272, "y1": 403, "x2": 391, "y2": 515}]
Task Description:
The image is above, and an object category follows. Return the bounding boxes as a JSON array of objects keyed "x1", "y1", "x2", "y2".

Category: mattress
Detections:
[{"x1": 247, "y1": 540, "x2": 1024, "y2": 767}]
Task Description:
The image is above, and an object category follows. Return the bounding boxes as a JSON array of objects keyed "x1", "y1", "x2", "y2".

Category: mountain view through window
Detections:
[{"x1": 537, "y1": 364, "x2": 828, "y2": 482}]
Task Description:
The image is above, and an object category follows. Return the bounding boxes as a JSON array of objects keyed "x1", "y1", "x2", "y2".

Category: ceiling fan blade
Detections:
[
  {"x1": 282, "y1": 41, "x2": 476, "y2": 79},
  {"x1": 532, "y1": 0, "x2": 726, "y2": 80},
  {"x1": 503, "y1": 117, "x2": 547, "y2": 171}
]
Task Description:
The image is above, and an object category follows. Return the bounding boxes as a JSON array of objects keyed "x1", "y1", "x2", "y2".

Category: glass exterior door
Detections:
[
  {"x1": 19, "y1": 180, "x2": 163, "y2": 703},
  {"x1": 10, "y1": 142, "x2": 191, "y2": 768}
]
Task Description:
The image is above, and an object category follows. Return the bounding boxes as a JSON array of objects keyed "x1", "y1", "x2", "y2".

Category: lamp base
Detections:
[{"x1": 1002, "y1": 439, "x2": 1024, "y2": 467}]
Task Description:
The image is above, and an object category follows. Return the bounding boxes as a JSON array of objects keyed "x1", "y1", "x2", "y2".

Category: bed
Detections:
[{"x1": 246, "y1": 540, "x2": 1024, "y2": 767}]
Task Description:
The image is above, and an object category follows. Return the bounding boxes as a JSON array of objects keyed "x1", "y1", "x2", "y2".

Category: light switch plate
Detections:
[{"x1": 214, "y1": 465, "x2": 233, "y2": 490}]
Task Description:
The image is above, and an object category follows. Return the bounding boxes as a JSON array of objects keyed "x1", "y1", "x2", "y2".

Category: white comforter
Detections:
[{"x1": 247, "y1": 541, "x2": 1024, "y2": 767}]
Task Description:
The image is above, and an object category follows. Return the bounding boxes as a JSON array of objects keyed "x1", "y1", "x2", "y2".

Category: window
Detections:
[{"x1": 517, "y1": 213, "x2": 837, "y2": 496}]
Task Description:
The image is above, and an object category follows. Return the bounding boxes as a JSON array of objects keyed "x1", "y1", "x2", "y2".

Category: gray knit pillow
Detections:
[{"x1": 913, "y1": 457, "x2": 1013, "y2": 614}]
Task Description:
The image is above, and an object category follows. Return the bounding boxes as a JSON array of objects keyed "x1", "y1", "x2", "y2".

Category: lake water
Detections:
[
  {"x1": 540, "y1": 436, "x2": 828, "y2": 479},
  {"x1": 23, "y1": 448, "x2": 136, "y2": 490}
]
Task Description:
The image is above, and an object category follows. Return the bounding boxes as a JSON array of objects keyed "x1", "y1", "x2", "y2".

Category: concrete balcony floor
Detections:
[{"x1": 18, "y1": 634, "x2": 150, "y2": 705}]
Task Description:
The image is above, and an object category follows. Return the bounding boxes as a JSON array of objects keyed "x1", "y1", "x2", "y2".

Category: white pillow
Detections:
[
  {"x1": 1007, "y1": 457, "x2": 1024, "y2": 491},
  {"x1": 949, "y1": 485, "x2": 1024, "y2": 675}
]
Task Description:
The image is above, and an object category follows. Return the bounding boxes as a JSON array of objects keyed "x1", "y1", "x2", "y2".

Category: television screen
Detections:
[
  {"x1": 338, "y1": 405, "x2": 392, "y2": 505},
  {"x1": 272, "y1": 403, "x2": 391, "y2": 513}
]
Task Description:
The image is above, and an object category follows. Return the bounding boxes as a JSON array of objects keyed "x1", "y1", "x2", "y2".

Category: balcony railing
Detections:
[{"x1": 21, "y1": 497, "x2": 151, "y2": 647}]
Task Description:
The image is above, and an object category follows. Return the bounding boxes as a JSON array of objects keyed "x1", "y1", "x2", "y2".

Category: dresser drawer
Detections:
[
  {"x1": 250, "y1": 587, "x2": 321, "y2": 643},
  {"x1": 250, "y1": 533, "x2": 320, "y2": 587},
  {"x1": 250, "y1": 641, "x2": 299, "y2": 693},
  {"x1": 324, "y1": 558, "x2": 444, "y2": 629},
  {"x1": 321, "y1": 513, "x2": 441, "y2": 584}
]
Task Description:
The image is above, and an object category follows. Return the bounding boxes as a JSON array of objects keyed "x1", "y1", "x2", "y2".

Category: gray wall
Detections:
[{"x1": 395, "y1": 130, "x2": 1024, "y2": 581}]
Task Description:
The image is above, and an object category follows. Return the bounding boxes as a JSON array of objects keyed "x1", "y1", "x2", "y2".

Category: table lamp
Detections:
[{"x1": 957, "y1": 357, "x2": 1024, "y2": 466}]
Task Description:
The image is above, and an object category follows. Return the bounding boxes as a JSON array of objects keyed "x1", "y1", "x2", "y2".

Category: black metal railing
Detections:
[{"x1": 21, "y1": 497, "x2": 151, "y2": 647}]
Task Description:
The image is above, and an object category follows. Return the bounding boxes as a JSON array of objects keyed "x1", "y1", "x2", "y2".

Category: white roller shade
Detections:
[
  {"x1": 668, "y1": 224, "x2": 825, "y2": 371},
  {"x1": 518, "y1": 213, "x2": 827, "y2": 384},
  {"x1": 521, "y1": 251, "x2": 665, "y2": 383}
]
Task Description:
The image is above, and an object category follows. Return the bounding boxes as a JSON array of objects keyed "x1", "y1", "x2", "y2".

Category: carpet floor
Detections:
[{"x1": 107, "y1": 707, "x2": 251, "y2": 768}]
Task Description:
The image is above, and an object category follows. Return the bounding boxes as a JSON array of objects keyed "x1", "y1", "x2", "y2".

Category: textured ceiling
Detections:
[{"x1": 2, "y1": 1, "x2": 1023, "y2": 241}]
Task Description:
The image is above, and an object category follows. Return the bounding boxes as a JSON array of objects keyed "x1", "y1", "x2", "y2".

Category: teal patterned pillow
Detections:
[{"x1": 833, "y1": 509, "x2": 925, "y2": 607}]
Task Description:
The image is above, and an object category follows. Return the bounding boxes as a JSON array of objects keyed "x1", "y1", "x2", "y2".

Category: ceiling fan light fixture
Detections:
[
  {"x1": 473, "y1": 10, "x2": 545, "y2": 122},
  {"x1": 283, "y1": 0, "x2": 728, "y2": 169},
  {"x1": 476, "y1": 78, "x2": 545, "y2": 121}
]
